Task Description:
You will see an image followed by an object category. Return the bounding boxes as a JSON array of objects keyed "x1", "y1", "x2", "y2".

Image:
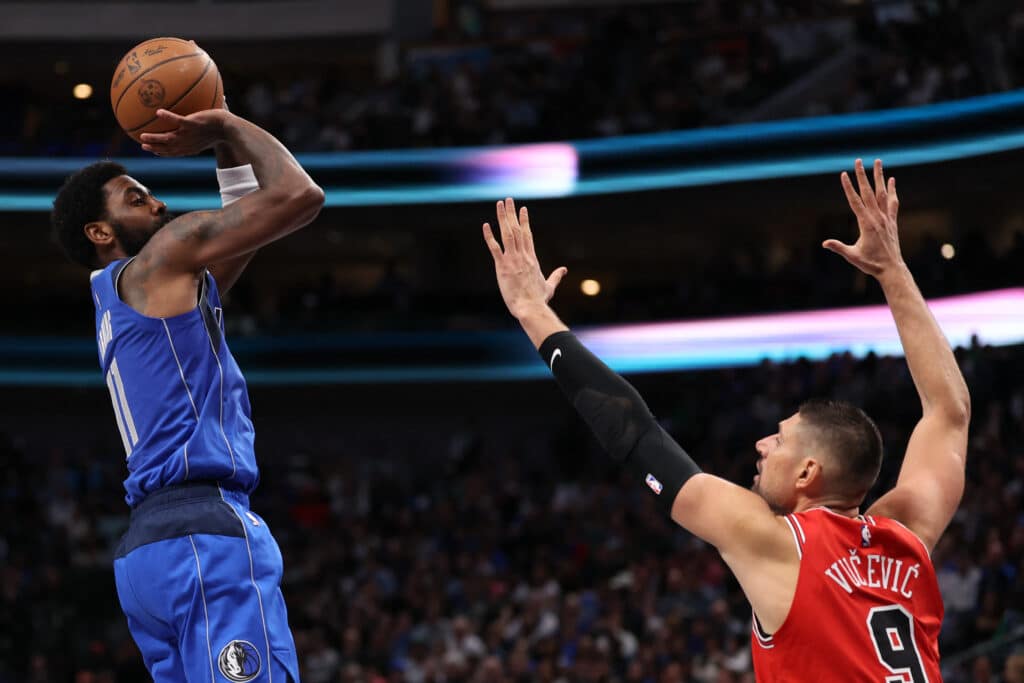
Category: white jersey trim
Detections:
[
  {"x1": 200, "y1": 274, "x2": 237, "y2": 480},
  {"x1": 788, "y1": 514, "x2": 806, "y2": 543},
  {"x1": 751, "y1": 611, "x2": 775, "y2": 649},
  {"x1": 783, "y1": 516, "x2": 803, "y2": 558},
  {"x1": 188, "y1": 535, "x2": 217, "y2": 683},
  {"x1": 888, "y1": 518, "x2": 934, "y2": 558},
  {"x1": 219, "y1": 487, "x2": 274, "y2": 683}
]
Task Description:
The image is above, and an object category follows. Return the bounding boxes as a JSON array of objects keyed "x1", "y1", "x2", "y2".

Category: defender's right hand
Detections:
[
  {"x1": 825, "y1": 158, "x2": 905, "y2": 278},
  {"x1": 140, "y1": 108, "x2": 230, "y2": 157}
]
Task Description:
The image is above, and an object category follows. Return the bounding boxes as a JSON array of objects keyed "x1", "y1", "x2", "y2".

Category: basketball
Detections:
[{"x1": 110, "y1": 37, "x2": 223, "y2": 143}]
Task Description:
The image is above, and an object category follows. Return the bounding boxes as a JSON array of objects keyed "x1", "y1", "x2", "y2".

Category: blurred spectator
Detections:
[
  {"x1": 2, "y1": 337, "x2": 1022, "y2": 681},
  {"x1": 6, "y1": 3, "x2": 1024, "y2": 156}
]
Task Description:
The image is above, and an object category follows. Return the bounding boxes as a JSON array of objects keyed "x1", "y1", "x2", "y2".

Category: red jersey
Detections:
[{"x1": 751, "y1": 507, "x2": 943, "y2": 682}]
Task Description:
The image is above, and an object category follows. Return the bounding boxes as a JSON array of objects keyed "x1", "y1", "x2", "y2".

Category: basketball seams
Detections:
[
  {"x1": 126, "y1": 57, "x2": 213, "y2": 133},
  {"x1": 113, "y1": 52, "x2": 206, "y2": 117},
  {"x1": 211, "y1": 73, "x2": 222, "y2": 110}
]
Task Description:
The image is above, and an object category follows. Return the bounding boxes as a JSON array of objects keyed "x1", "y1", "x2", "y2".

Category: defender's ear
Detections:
[{"x1": 794, "y1": 458, "x2": 824, "y2": 492}]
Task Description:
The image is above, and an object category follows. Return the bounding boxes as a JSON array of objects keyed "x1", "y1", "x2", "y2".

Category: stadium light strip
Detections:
[
  {"x1": 576, "y1": 287, "x2": 1024, "y2": 374},
  {"x1": 5, "y1": 126, "x2": 1024, "y2": 211},
  {"x1": 5, "y1": 89, "x2": 1024, "y2": 211},
  {"x1": 2, "y1": 288, "x2": 1021, "y2": 385}
]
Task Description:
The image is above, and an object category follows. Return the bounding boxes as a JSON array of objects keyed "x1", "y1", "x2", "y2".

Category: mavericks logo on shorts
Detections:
[{"x1": 218, "y1": 640, "x2": 261, "y2": 682}]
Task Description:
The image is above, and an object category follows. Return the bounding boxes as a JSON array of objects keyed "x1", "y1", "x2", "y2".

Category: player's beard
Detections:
[
  {"x1": 752, "y1": 478, "x2": 788, "y2": 515},
  {"x1": 111, "y1": 213, "x2": 174, "y2": 256}
]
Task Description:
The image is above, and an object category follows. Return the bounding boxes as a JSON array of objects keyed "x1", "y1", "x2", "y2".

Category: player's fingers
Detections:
[
  {"x1": 495, "y1": 200, "x2": 517, "y2": 253},
  {"x1": 505, "y1": 197, "x2": 519, "y2": 229},
  {"x1": 139, "y1": 131, "x2": 176, "y2": 144},
  {"x1": 854, "y1": 159, "x2": 880, "y2": 214},
  {"x1": 519, "y1": 206, "x2": 535, "y2": 252},
  {"x1": 482, "y1": 223, "x2": 503, "y2": 260},
  {"x1": 154, "y1": 108, "x2": 187, "y2": 124},
  {"x1": 503, "y1": 198, "x2": 522, "y2": 252},
  {"x1": 546, "y1": 266, "x2": 568, "y2": 292},
  {"x1": 841, "y1": 172, "x2": 866, "y2": 218},
  {"x1": 887, "y1": 177, "x2": 899, "y2": 222},
  {"x1": 141, "y1": 143, "x2": 166, "y2": 156},
  {"x1": 873, "y1": 159, "x2": 888, "y2": 206},
  {"x1": 822, "y1": 239, "x2": 855, "y2": 260}
]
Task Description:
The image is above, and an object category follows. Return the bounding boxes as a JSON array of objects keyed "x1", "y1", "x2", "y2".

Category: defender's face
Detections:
[
  {"x1": 752, "y1": 412, "x2": 806, "y2": 513},
  {"x1": 102, "y1": 175, "x2": 171, "y2": 256}
]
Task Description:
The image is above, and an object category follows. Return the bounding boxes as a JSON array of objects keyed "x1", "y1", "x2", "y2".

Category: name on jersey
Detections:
[{"x1": 824, "y1": 550, "x2": 920, "y2": 599}]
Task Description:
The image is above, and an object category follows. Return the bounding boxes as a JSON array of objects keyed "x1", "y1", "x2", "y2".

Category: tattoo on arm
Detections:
[{"x1": 167, "y1": 203, "x2": 245, "y2": 248}]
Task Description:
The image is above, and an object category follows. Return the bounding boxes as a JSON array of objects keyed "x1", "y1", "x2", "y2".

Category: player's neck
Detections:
[{"x1": 792, "y1": 498, "x2": 860, "y2": 517}]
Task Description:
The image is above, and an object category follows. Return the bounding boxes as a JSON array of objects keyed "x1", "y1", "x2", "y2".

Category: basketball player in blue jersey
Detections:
[{"x1": 50, "y1": 106, "x2": 323, "y2": 682}]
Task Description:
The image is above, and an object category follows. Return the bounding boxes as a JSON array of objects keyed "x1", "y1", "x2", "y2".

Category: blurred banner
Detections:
[
  {"x1": 3, "y1": 288, "x2": 1022, "y2": 386},
  {"x1": 0, "y1": 1, "x2": 391, "y2": 40},
  {"x1": 4, "y1": 88, "x2": 1024, "y2": 211}
]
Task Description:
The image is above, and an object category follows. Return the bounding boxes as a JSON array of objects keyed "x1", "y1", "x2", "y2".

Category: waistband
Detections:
[{"x1": 130, "y1": 481, "x2": 250, "y2": 519}]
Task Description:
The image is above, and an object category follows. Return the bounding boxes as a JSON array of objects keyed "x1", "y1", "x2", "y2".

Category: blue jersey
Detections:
[{"x1": 91, "y1": 258, "x2": 258, "y2": 506}]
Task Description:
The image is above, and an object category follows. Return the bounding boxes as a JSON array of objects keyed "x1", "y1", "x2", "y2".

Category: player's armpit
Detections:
[
  {"x1": 866, "y1": 412, "x2": 967, "y2": 553},
  {"x1": 207, "y1": 251, "x2": 257, "y2": 296},
  {"x1": 673, "y1": 474, "x2": 800, "y2": 633},
  {"x1": 671, "y1": 473, "x2": 796, "y2": 561}
]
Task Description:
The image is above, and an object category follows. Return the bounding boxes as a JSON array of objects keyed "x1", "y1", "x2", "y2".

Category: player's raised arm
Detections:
[
  {"x1": 135, "y1": 108, "x2": 324, "y2": 276},
  {"x1": 199, "y1": 97, "x2": 265, "y2": 295},
  {"x1": 482, "y1": 199, "x2": 796, "y2": 580},
  {"x1": 826, "y1": 159, "x2": 970, "y2": 552}
]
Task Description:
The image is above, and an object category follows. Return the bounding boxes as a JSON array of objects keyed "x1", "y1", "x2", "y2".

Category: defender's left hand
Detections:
[{"x1": 483, "y1": 198, "x2": 567, "y2": 321}]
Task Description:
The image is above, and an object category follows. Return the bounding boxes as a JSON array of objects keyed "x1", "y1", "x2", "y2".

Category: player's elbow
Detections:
[
  {"x1": 948, "y1": 395, "x2": 971, "y2": 429},
  {"x1": 286, "y1": 183, "x2": 325, "y2": 227},
  {"x1": 933, "y1": 393, "x2": 971, "y2": 430}
]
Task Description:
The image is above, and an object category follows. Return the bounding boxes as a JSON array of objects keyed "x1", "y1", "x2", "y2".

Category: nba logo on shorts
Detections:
[
  {"x1": 217, "y1": 640, "x2": 261, "y2": 682},
  {"x1": 645, "y1": 473, "x2": 663, "y2": 495}
]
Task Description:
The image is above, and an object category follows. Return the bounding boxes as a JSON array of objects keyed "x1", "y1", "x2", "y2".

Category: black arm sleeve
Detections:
[{"x1": 539, "y1": 331, "x2": 701, "y2": 514}]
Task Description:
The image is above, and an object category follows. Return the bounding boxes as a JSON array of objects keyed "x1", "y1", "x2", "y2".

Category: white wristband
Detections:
[{"x1": 216, "y1": 164, "x2": 259, "y2": 207}]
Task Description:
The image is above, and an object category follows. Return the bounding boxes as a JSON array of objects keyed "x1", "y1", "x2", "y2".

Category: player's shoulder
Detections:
[
  {"x1": 864, "y1": 514, "x2": 933, "y2": 557},
  {"x1": 803, "y1": 508, "x2": 932, "y2": 556},
  {"x1": 785, "y1": 506, "x2": 873, "y2": 541},
  {"x1": 89, "y1": 258, "x2": 131, "y2": 304}
]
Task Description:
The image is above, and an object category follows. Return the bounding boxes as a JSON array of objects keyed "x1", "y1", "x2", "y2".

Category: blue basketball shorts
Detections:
[{"x1": 113, "y1": 482, "x2": 300, "y2": 683}]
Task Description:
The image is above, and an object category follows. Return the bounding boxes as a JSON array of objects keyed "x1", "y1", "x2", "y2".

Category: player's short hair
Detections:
[
  {"x1": 51, "y1": 161, "x2": 127, "y2": 268},
  {"x1": 798, "y1": 398, "x2": 883, "y2": 502}
]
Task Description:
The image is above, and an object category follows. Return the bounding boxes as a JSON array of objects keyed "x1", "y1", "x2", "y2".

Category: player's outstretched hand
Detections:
[
  {"x1": 483, "y1": 198, "x2": 567, "y2": 320},
  {"x1": 825, "y1": 158, "x2": 905, "y2": 278},
  {"x1": 139, "y1": 108, "x2": 229, "y2": 157}
]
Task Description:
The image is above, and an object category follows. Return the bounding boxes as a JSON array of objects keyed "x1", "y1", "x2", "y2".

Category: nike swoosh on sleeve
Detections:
[{"x1": 549, "y1": 348, "x2": 562, "y2": 370}]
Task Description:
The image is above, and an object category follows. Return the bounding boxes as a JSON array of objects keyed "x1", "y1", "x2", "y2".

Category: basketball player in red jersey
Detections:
[{"x1": 482, "y1": 158, "x2": 969, "y2": 681}]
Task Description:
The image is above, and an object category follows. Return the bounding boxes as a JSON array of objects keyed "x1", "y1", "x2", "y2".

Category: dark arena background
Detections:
[{"x1": 2, "y1": 1, "x2": 1024, "y2": 681}]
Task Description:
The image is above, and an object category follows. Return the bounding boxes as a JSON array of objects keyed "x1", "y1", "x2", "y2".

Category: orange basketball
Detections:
[{"x1": 110, "y1": 37, "x2": 223, "y2": 143}]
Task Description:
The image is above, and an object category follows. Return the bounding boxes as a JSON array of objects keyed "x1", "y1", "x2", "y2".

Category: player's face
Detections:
[
  {"x1": 102, "y1": 175, "x2": 173, "y2": 256},
  {"x1": 752, "y1": 413, "x2": 806, "y2": 513}
]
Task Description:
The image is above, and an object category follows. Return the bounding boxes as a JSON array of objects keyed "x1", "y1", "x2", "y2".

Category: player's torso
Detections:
[
  {"x1": 752, "y1": 508, "x2": 943, "y2": 682},
  {"x1": 91, "y1": 259, "x2": 258, "y2": 506}
]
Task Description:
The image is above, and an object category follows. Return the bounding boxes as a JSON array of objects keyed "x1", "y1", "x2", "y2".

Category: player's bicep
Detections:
[
  {"x1": 867, "y1": 413, "x2": 967, "y2": 552},
  {"x1": 671, "y1": 473, "x2": 793, "y2": 560},
  {"x1": 145, "y1": 188, "x2": 313, "y2": 272}
]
